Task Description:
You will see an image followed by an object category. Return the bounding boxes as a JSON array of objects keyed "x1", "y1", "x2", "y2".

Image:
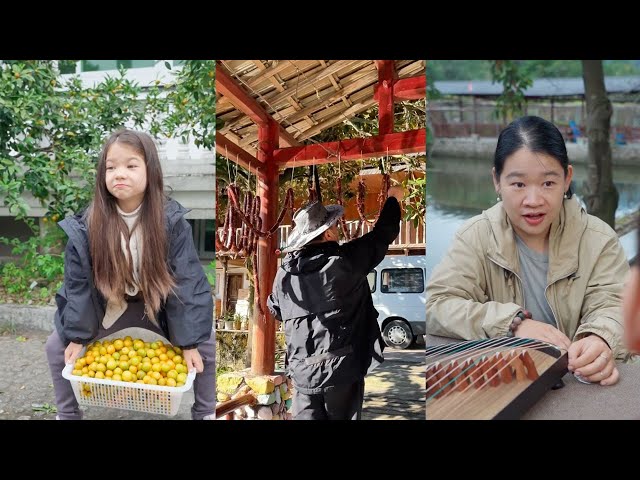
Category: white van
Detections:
[{"x1": 367, "y1": 255, "x2": 426, "y2": 349}]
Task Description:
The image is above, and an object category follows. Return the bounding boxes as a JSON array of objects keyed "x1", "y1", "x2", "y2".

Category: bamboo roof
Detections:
[{"x1": 216, "y1": 60, "x2": 426, "y2": 157}]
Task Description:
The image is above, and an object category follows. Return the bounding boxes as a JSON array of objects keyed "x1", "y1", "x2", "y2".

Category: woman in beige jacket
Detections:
[{"x1": 426, "y1": 116, "x2": 630, "y2": 386}]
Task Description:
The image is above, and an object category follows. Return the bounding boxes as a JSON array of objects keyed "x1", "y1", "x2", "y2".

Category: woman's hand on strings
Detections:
[
  {"x1": 568, "y1": 334, "x2": 619, "y2": 386},
  {"x1": 183, "y1": 348, "x2": 204, "y2": 373},
  {"x1": 514, "y1": 319, "x2": 571, "y2": 349}
]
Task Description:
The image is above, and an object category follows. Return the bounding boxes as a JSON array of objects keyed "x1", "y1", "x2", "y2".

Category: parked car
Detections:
[{"x1": 368, "y1": 255, "x2": 426, "y2": 349}]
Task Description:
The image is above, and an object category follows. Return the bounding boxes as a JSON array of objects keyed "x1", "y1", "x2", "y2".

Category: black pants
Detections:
[{"x1": 292, "y1": 379, "x2": 365, "y2": 420}]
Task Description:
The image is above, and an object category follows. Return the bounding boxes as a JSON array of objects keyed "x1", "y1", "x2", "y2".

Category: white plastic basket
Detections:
[{"x1": 61, "y1": 327, "x2": 196, "y2": 417}]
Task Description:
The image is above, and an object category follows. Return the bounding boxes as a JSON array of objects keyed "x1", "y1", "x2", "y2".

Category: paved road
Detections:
[
  {"x1": 363, "y1": 343, "x2": 425, "y2": 420},
  {"x1": 0, "y1": 328, "x2": 194, "y2": 420},
  {"x1": 0, "y1": 326, "x2": 426, "y2": 420}
]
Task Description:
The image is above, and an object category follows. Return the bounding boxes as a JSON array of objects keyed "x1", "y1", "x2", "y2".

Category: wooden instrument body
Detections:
[{"x1": 426, "y1": 338, "x2": 568, "y2": 420}]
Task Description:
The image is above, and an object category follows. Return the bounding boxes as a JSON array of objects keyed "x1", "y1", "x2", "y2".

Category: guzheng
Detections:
[{"x1": 426, "y1": 337, "x2": 568, "y2": 419}]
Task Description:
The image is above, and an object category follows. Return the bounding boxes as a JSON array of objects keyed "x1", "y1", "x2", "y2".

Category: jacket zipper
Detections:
[
  {"x1": 544, "y1": 271, "x2": 577, "y2": 334},
  {"x1": 488, "y1": 256, "x2": 526, "y2": 309},
  {"x1": 490, "y1": 255, "x2": 576, "y2": 334}
]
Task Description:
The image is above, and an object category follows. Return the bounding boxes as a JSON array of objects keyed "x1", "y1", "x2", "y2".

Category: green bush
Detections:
[
  {"x1": 215, "y1": 330, "x2": 287, "y2": 372},
  {"x1": 0, "y1": 60, "x2": 216, "y2": 306},
  {"x1": 0, "y1": 221, "x2": 64, "y2": 303}
]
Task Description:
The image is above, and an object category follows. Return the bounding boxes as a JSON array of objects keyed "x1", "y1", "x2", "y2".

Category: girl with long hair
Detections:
[{"x1": 45, "y1": 129, "x2": 215, "y2": 419}]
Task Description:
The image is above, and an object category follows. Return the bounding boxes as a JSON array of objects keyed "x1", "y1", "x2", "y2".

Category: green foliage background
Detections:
[{"x1": 0, "y1": 60, "x2": 216, "y2": 303}]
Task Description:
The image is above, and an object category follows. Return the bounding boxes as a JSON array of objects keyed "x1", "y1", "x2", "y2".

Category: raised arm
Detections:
[{"x1": 340, "y1": 188, "x2": 402, "y2": 276}]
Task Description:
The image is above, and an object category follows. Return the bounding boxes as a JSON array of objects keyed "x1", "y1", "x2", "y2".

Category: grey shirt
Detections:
[{"x1": 515, "y1": 235, "x2": 557, "y2": 327}]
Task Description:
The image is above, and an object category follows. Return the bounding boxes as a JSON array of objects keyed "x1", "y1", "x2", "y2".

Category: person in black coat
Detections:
[{"x1": 268, "y1": 186, "x2": 403, "y2": 420}]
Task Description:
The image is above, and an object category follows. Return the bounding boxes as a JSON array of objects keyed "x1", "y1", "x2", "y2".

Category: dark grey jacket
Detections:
[
  {"x1": 267, "y1": 197, "x2": 401, "y2": 394},
  {"x1": 53, "y1": 198, "x2": 213, "y2": 348}
]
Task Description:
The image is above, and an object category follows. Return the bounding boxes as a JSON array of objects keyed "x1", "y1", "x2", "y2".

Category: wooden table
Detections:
[{"x1": 426, "y1": 335, "x2": 640, "y2": 420}]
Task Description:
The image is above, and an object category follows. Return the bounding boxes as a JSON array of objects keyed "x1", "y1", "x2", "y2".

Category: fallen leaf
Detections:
[
  {"x1": 16, "y1": 336, "x2": 27, "y2": 342},
  {"x1": 32, "y1": 403, "x2": 57, "y2": 414}
]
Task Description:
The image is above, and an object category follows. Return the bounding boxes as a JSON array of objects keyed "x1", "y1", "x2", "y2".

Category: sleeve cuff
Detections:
[{"x1": 574, "y1": 326, "x2": 624, "y2": 360}]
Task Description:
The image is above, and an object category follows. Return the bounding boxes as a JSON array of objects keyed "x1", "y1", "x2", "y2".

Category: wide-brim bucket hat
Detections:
[{"x1": 281, "y1": 201, "x2": 344, "y2": 253}]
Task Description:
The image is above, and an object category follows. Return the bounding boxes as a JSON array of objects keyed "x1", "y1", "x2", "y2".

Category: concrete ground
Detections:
[
  {"x1": 0, "y1": 327, "x2": 195, "y2": 420},
  {"x1": 0, "y1": 325, "x2": 426, "y2": 420},
  {"x1": 362, "y1": 341, "x2": 425, "y2": 420}
]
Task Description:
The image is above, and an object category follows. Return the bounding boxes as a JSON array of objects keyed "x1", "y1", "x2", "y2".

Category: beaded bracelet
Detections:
[{"x1": 506, "y1": 310, "x2": 532, "y2": 337}]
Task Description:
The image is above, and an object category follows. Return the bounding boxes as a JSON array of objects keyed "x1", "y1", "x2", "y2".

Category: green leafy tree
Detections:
[
  {"x1": 490, "y1": 60, "x2": 533, "y2": 122},
  {"x1": 160, "y1": 60, "x2": 217, "y2": 148},
  {"x1": 428, "y1": 60, "x2": 640, "y2": 82},
  {"x1": 521, "y1": 60, "x2": 640, "y2": 78},
  {"x1": 0, "y1": 60, "x2": 163, "y2": 221},
  {"x1": 603, "y1": 60, "x2": 640, "y2": 76},
  {"x1": 0, "y1": 60, "x2": 212, "y2": 303},
  {"x1": 0, "y1": 60, "x2": 160, "y2": 302},
  {"x1": 519, "y1": 60, "x2": 584, "y2": 78},
  {"x1": 428, "y1": 60, "x2": 493, "y2": 81}
]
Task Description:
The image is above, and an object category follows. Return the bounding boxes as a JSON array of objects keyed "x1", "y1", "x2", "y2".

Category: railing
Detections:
[
  {"x1": 215, "y1": 393, "x2": 257, "y2": 419},
  {"x1": 217, "y1": 220, "x2": 425, "y2": 255}
]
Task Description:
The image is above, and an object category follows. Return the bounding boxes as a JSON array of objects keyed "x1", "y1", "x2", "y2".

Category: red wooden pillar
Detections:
[
  {"x1": 251, "y1": 119, "x2": 279, "y2": 375},
  {"x1": 375, "y1": 60, "x2": 396, "y2": 135}
]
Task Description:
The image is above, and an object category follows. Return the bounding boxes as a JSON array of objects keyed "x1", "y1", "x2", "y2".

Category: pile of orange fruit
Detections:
[{"x1": 71, "y1": 336, "x2": 190, "y2": 388}]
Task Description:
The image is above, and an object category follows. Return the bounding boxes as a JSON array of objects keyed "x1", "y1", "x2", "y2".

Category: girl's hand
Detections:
[
  {"x1": 514, "y1": 318, "x2": 572, "y2": 349},
  {"x1": 183, "y1": 348, "x2": 204, "y2": 373},
  {"x1": 568, "y1": 334, "x2": 619, "y2": 386},
  {"x1": 64, "y1": 342, "x2": 84, "y2": 364}
]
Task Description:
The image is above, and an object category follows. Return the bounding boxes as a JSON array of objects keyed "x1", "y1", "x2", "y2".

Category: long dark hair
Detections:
[
  {"x1": 494, "y1": 115, "x2": 573, "y2": 198},
  {"x1": 88, "y1": 129, "x2": 175, "y2": 319}
]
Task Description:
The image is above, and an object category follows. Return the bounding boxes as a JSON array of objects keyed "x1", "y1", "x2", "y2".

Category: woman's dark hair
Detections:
[{"x1": 494, "y1": 115, "x2": 573, "y2": 198}]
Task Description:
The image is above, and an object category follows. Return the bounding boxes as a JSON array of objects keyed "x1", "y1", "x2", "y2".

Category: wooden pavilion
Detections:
[{"x1": 215, "y1": 59, "x2": 426, "y2": 377}]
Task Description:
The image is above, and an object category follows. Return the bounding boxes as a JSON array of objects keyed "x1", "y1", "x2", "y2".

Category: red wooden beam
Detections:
[
  {"x1": 375, "y1": 60, "x2": 396, "y2": 135},
  {"x1": 273, "y1": 129, "x2": 426, "y2": 167},
  {"x1": 215, "y1": 132, "x2": 266, "y2": 179},
  {"x1": 252, "y1": 119, "x2": 279, "y2": 376},
  {"x1": 216, "y1": 62, "x2": 301, "y2": 148},
  {"x1": 216, "y1": 64, "x2": 270, "y2": 125},
  {"x1": 393, "y1": 75, "x2": 426, "y2": 101}
]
